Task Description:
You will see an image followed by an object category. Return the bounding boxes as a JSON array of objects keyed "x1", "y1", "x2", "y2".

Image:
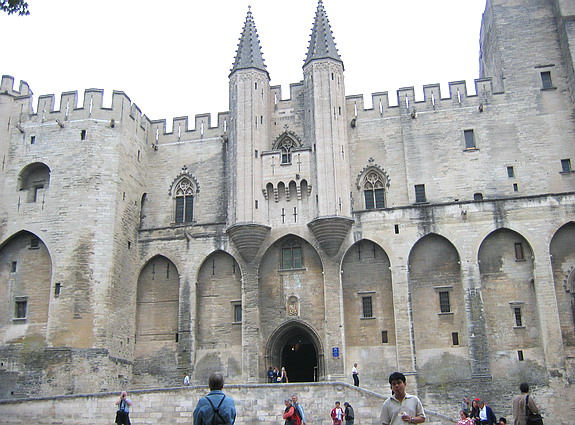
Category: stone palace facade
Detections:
[{"x1": 1, "y1": 0, "x2": 574, "y2": 418}]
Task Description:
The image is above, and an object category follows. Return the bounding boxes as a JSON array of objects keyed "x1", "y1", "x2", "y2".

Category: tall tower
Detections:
[
  {"x1": 226, "y1": 8, "x2": 271, "y2": 263},
  {"x1": 304, "y1": 1, "x2": 353, "y2": 257}
]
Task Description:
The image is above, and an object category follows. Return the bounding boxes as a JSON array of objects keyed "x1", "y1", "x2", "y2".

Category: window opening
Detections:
[
  {"x1": 280, "y1": 137, "x2": 295, "y2": 164},
  {"x1": 15, "y1": 298, "x2": 27, "y2": 319},
  {"x1": 464, "y1": 129, "x2": 476, "y2": 149},
  {"x1": 474, "y1": 193, "x2": 483, "y2": 201},
  {"x1": 507, "y1": 166, "x2": 514, "y2": 177},
  {"x1": 517, "y1": 350, "x2": 524, "y2": 361},
  {"x1": 11, "y1": 261, "x2": 17, "y2": 273},
  {"x1": 80, "y1": 130, "x2": 87, "y2": 140},
  {"x1": 281, "y1": 239, "x2": 303, "y2": 269},
  {"x1": 513, "y1": 183, "x2": 518, "y2": 192},
  {"x1": 415, "y1": 184, "x2": 427, "y2": 203},
  {"x1": 174, "y1": 178, "x2": 194, "y2": 223},
  {"x1": 54, "y1": 282, "x2": 61, "y2": 298},
  {"x1": 362, "y1": 296, "x2": 373, "y2": 318},
  {"x1": 363, "y1": 171, "x2": 385, "y2": 209},
  {"x1": 541, "y1": 71, "x2": 553, "y2": 89},
  {"x1": 514, "y1": 307, "x2": 523, "y2": 327},
  {"x1": 30, "y1": 136, "x2": 36, "y2": 144},
  {"x1": 561, "y1": 159, "x2": 572, "y2": 173},
  {"x1": 381, "y1": 330, "x2": 388, "y2": 343},
  {"x1": 30, "y1": 238, "x2": 39, "y2": 249},
  {"x1": 439, "y1": 291, "x2": 451, "y2": 313},
  {"x1": 514, "y1": 242, "x2": 525, "y2": 260},
  {"x1": 234, "y1": 304, "x2": 242, "y2": 323},
  {"x1": 452, "y1": 332, "x2": 459, "y2": 345}
]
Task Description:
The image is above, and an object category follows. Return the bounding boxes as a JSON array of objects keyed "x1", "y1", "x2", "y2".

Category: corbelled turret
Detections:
[
  {"x1": 304, "y1": 1, "x2": 353, "y2": 257},
  {"x1": 227, "y1": 7, "x2": 271, "y2": 263}
]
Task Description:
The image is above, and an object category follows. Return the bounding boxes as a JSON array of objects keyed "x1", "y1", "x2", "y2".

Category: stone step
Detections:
[{"x1": 0, "y1": 382, "x2": 454, "y2": 425}]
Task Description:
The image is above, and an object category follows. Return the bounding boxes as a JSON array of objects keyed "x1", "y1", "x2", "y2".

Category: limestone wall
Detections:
[{"x1": 0, "y1": 382, "x2": 453, "y2": 425}]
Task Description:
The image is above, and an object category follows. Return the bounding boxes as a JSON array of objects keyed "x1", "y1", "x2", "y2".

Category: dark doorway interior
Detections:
[{"x1": 281, "y1": 334, "x2": 317, "y2": 382}]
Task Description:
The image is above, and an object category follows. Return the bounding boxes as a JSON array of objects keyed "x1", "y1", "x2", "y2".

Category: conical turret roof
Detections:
[
  {"x1": 304, "y1": 1, "x2": 343, "y2": 68},
  {"x1": 230, "y1": 7, "x2": 268, "y2": 77}
]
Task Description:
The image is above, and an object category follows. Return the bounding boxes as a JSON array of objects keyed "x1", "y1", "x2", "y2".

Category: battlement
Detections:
[
  {"x1": 3, "y1": 77, "x2": 230, "y2": 142},
  {"x1": 1, "y1": 75, "x2": 32, "y2": 97},
  {"x1": 346, "y1": 77, "x2": 499, "y2": 117}
]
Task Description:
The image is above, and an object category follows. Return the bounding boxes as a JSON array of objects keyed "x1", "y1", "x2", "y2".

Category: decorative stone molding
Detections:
[
  {"x1": 226, "y1": 222, "x2": 271, "y2": 263},
  {"x1": 307, "y1": 216, "x2": 354, "y2": 257}
]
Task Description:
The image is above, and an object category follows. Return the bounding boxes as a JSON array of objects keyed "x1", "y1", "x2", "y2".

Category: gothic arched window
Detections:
[
  {"x1": 174, "y1": 178, "x2": 194, "y2": 223},
  {"x1": 363, "y1": 171, "x2": 385, "y2": 209},
  {"x1": 280, "y1": 138, "x2": 296, "y2": 164}
]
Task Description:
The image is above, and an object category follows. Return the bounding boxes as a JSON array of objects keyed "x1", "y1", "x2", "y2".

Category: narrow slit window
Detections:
[
  {"x1": 514, "y1": 242, "x2": 525, "y2": 260},
  {"x1": 80, "y1": 130, "x2": 87, "y2": 140},
  {"x1": 561, "y1": 159, "x2": 571, "y2": 173},
  {"x1": 234, "y1": 304, "x2": 242, "y2": 323},
  {"x1": 518, "y1": 350, "x2": 524, "y2": 361},
  {"x1": 381, "y1": 331, "x2": 388, "y2": 344},
  {"x1": 514, "y1": 307, "x2": 523, "y2": 327},
  {"x1": 507, "y1": 166, "x2": 515, "y2": 177},
  {"x1": 452, "y1": 332, "x2": 459, "y2": 346}
]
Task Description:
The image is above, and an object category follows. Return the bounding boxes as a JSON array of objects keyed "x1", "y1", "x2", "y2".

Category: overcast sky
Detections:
[{"x1": 1, "y1": 0, "x2": 486, "y2": 127}]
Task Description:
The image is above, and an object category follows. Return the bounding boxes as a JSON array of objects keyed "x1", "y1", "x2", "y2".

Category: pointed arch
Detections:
[
  {"x1": 0, "y1": 230, "x2": 52, "y2": 335},
  {"x1": 18, "y1": 162, "x2": 51, "y2": 203},
  {"x1": 169, "y1": 172, "x2": 199, "y2": 224},
  {"x1": 550, "y1": 222, "x2": 575, "y2": 346},
  {"x1": 341, "y1": 239, "x2": 396, "y2": 386}
]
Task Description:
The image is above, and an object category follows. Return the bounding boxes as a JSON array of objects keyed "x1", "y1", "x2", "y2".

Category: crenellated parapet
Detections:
[
  {"x1": 148, "y1": 111, "x2": 230, "y2": 146},
  {"x1": 346, "y1": 77, "x2": 500, "y2": 119},
  {"x1": 1, "y1": 75, "x2": 32, "y2": 97}
]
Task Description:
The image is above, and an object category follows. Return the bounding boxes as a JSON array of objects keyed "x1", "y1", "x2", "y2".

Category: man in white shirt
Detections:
[
  {"x1": 380, "y1": 372, "x2": 426, "y2": 425},
  {"x1": 352, "y1": 363, "x2": 359, "y2": 387}
]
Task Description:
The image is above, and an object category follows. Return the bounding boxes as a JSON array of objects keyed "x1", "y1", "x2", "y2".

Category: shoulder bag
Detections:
[{"x1": 525, "y1": 395, "x2": 543, "y2": 425}]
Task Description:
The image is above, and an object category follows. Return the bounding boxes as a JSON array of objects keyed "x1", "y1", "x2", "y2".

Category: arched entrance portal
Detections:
[{"x1": 266, "y1": 321, "x2": 323, "y2": 382}]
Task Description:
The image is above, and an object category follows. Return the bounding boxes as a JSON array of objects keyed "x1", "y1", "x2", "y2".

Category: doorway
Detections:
[
  {"x1": 281, "y1": 334, "x2": 317, "y2": 382},
  {"x1": 267, "y1": 321, "x2": 322, "y2": 382}
]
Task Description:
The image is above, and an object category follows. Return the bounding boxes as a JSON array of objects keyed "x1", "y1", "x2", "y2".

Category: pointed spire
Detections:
[
  {"x1": 304, "y1": 0, "x2": 343, "y2": 68},
  {"x1": 230, "y1": 7, "x2": 268, "y2": 77}
]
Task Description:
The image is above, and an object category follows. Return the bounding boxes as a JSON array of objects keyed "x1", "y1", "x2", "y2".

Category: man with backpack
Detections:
[
  {"x1": 193, "y1": 372, "x2": 236, "y2": 425},
  {"x1": 291, "y1": 394, "x2": 306, "y2": 425}
]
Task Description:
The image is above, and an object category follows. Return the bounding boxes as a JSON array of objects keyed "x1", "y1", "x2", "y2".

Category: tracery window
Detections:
[
  {"x1": 280, "y1": 138, "x2": 296, "y2": 164},
  {"x1": 363, "y1": 171, "x2": 385, "y2": 209},
  {"x1": 281, "y1": 239, "x2": 303, "y2": 269},
  {"x1": 174, "y1": 178, "x2": 194, "y2": 223}
]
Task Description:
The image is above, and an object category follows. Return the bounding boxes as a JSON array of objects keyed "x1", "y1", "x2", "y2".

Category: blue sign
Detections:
[{"x1": 332, "y1": 347, "x2": 339, "y2": 358}]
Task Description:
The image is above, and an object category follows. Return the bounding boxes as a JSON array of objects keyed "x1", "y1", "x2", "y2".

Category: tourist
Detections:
[
  {"x1": 183, "y1": 373, "x2": 190, "y2": 386},
  {"x1": 351, "y1": 363, "x2": 359, "y2": 387},
  {"x1": 478, "y1": 400, "x2": 497, "y2": 425},
  {"x1": 512, "y1": 383, "x2": 539, "y2": 425},
  {"x1": 343, "y1": 401, "x2": 354, "y2": 425},
  {"x1": 267, "y1": 366, "x2": 274, "y2": 383},
  {"x1": 193, "y1": 372, "x2": 236, "y2": 425},
  {"x1": 283, "y1": 398, "x2": 297, "y2": 425},
  {"x1": 457, "y1": 410, "x2": 475, "y2": 425},
  {"x1": 280, "y1": 366, "x2": 289, "y2": 383},
  {"x1": 470, "y1": 399, "x2": 481, "y2": 424},
  {"x1": 461, "y1": 398, "x2": 470, "y2": 415},
  {"x1": 331, "y1": 401, "x2": 345, "y2": 425},
  {"x1": 115, "y1": 391, "x2": 132, "y2": 425},
  {"x1": 379, "y1": 371, "x2": 426, "y2": 425},
  {"x1": 292, "y1": 394, "x2": 306, "y2": 425}
]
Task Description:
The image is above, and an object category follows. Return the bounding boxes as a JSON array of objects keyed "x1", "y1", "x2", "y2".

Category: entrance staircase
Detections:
[{"x1": 0, "y1": 382, "x2": 455, "y2": 424}]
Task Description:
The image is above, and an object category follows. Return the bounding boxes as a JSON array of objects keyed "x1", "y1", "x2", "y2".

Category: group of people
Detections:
[
  {"x1": 114, "y1": 372, "x2": 541, "y2": 425},
  {"x1": 267, "y1": 366, "x2": 289, "y2": 383},
  {"x1": 457, "y1": 383, "x2": 540, "y2": 425}
]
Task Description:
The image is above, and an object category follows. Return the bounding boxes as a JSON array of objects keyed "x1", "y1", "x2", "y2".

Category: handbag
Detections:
[{"x1": 525, "y1": 395, "x2": 543, "y2": 425}]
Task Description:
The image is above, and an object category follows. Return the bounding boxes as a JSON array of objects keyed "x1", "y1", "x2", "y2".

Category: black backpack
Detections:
[{"x1": 205, "y1": 395, "x2": 227, "y2": 425}]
